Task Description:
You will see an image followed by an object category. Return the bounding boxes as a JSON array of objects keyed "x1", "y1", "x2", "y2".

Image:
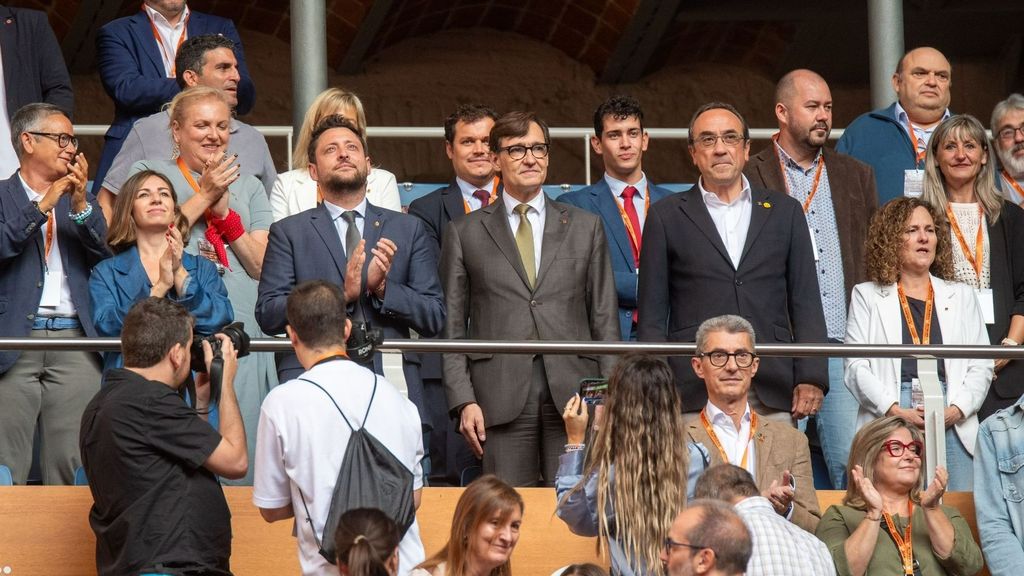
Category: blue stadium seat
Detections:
[
  {"x1": 73, "y1": 466, "x2": 88, "y2": 486},
  {"x1": 0, "y1": 464, "x2": 12, "y2": 486}
]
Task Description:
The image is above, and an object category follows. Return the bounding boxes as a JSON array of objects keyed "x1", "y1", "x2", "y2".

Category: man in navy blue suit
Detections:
[
  {"x1": 0, "y1": 103, "x2": 110, "y2": 484},
  {"x1": 256, "y1": 115, "x2": 444, "y2": 393},
  {"x1": 558, "y1": 95, "x2": 673, "y2": 340},
  {"x1": 94, "y1": 0, "x2": 255, "y2": 194}
]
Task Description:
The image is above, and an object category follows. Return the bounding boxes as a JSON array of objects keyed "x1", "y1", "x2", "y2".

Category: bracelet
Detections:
[
  {"x1": 210, "y1": 210, "x2": 244, "y2": 242},
  {"x1": 1003, "y1": 337, "x2": 1020, "y2": 346},
  {"x1": 564, "y1": 443, "x2": 585, "y2": 452},
  {"x1": 68, "y1": 203, "x2": 93, "y2": 225}
]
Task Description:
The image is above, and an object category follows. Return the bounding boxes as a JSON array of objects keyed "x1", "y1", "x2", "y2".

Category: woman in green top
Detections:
[{"x1": 815, "y1": 415, "x2": 982, "y2": 576}]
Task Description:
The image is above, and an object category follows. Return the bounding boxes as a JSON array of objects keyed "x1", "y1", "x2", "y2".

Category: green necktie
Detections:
[{"x1": 514, "y1": 203, "x2": 536, "y2": 288}]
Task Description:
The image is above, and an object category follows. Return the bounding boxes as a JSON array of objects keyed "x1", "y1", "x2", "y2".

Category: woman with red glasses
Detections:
[{"x1": 815, "y1": 416, "x2": 982, "y2": 576}]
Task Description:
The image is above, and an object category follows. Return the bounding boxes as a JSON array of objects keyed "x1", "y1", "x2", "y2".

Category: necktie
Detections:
[
  {"x1": 473, "y1": 189, "x2": 490, "y2": 208},
  {"x1": 514, "y1": 204, "x2": 536, "y2": 288},
  {"x1": 340, "y1": 210, "x2": 360, "y2": 261},
  {"x1": 621, "y1": 185, "x2": 642, "y2": 267}
]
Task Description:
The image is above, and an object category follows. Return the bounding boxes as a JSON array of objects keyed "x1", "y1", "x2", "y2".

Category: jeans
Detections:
[
  {"x1": 816, "y1": 357, "x2": 858, "y2": 489},
  {"x1": 899, "y1": 381, "x2": 973, "y2": 490}
]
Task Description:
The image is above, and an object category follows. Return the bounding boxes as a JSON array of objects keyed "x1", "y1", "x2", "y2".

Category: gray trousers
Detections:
[
  {"x1": 482, "y1": 357, "x2": 565, "y2": 487},
  {"x1": 0, "y1": 328, "x2": 101, "y2": 484}
]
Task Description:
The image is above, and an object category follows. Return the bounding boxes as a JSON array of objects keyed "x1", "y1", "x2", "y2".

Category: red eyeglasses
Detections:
[{"x1": 883, "y1": 439, "x2": 923, "y2": 458}]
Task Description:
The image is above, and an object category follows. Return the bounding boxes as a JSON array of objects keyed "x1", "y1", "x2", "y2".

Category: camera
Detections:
[
  {"x1": 346, "y1": 321, "x2": 383, "y2": 364},
  {"x1": 190, "y1": 322, "x2": 251, "y2": 373}
]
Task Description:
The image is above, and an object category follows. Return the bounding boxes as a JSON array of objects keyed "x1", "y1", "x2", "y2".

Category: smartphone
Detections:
[{"x1": 579, "y1": 377, "x2": 608, "y2": 405}]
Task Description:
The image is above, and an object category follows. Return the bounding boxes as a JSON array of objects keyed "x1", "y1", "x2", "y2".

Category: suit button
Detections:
[
  {"x1": 27, "y1": 314, "x2": 34, "y2": 320},
  {"x1": 37, "y1": 282, "x2": 43, "y2": 288},
  {"x1": 530, "y1": 300, "x2": 537, "y2": 307},
  {"x1": 735, "y1": 280, "x2": 743, "y2": 286},
  {"x1": 626, "y1": 310, "x2": 632, "y2": 317}
]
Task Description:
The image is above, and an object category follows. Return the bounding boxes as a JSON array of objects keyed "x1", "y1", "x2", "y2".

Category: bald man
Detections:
[
  {"x1": 744, "y1": 69, "x2": 877, "y2": 490},
  {"x1": 837, "y1": 47, "x2": 952, "y2": 203}
]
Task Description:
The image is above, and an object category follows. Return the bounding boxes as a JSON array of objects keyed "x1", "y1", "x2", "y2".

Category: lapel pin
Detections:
[
  {"x1": 561, "y1": 217, "x2": 568, "y2": 224},
  {"x1": 374, "y1": 220, "x2": 380, "y2": 228},
  {"x1": 5, "y1": 18, "x2": 12, "y2": 24},
  {"x1": 759, "y1": 201, "x2": 772, "y2": 209}
]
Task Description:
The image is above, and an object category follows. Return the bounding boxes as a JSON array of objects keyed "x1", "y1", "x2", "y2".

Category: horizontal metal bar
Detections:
[{"x1": 0, "y1": 338, "x2": 1021, "y2": 360}]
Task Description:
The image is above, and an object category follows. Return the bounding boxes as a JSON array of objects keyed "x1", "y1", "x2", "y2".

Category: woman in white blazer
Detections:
[
  {"x1": 845, "y1": 197, "x2": 992, "y2": 490},
  {"x1": 270, "y1": 87, "x2": 401, "y2": 221}
]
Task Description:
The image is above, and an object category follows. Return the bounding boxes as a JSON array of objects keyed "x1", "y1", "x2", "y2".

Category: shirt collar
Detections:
[
  {"x1": 774, "y1": 140, "x2": 822, "y2": 173},
  {"x1": 455, "y1": 176, "x2": 492, "y2": 200},
  {"x1": 705, "y1": 400, "x2": 751, "y2": 431},
  {"x1": 502, "y1": 188, "x2": 546, "y2": 218},
  {"x1": 734, "y1": 496, "x2": 775, "y2": 514},
  {"x1": 699, "y1": 175, "x2": 752, "y2": 207},
  {"x1": 323, "y1": 196, "x2": 368, "y2": 221},
  {"x1": 18, "y1": 171, "x2": 43, "y2": 202},
  {"x1": 603, "y1": 172, "x2": 647, "y2": 199},
  {"x1": 143, "y1": 3, "x2": 190, "y2": 28},
  {"x1": 894, "y1": 101, "x2": 951, "y2": 127}
]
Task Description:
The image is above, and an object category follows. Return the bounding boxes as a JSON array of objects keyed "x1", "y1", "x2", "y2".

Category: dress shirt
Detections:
[
  {"x1": 775, "y1": 143, "x2": 846, "y2": 340},
  {"x1": 603, "y1": 172, "x2": 648, "y2": 229},
  {"x1": 456, "y1": 176, "x2": 494, "y2": 211},
  {"x1": 705, "y1": 400, "x2": 756, "y2": 477},
  {"x1": 1000, "y1": 172, "x2": 1024, "y2": 206},
  {"x1": 143, "y1": 3, "x2": 190, "y2": 78},
  {"x1": 21, "y1": 173, "x2": 75, "y2": 318},
  {"x1": 502, "y1": 189, "x2": 545, "y2": 277},
  {"x1": 894, "y1": 101, "x2": 950, "y2": 157},
  {"x1": 700, "y1": 176, "x2": 752, "y2": 269},
  {"x1": 0, "y1": 45, "x2": 17, "y2": 178},
  {"x1": 323, "y1": 197, "x2": 367, "y2": 256},
  {"x1": 735, "y1": 497, "x2": 836, "y2": 576}
]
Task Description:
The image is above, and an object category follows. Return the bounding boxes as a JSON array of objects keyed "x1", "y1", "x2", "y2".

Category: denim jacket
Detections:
[{"x1": 974, "y1": 397, "x2": 1024, "y2": 576}]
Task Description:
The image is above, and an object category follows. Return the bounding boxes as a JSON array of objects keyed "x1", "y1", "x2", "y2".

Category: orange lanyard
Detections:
[
  {"x1": 700, "y1": 409, "x2": 758, "y2": 470},
  {"x1": 945, "y1": 204, "x2": 985, "y2": 281},
  {"x1": 882, "y1": 502, "x2": 915, "y2": 576},
  {"x1": 176, "y1": 157, "x2": 215, "y2": 228},
  {"x1": 905, "y1": 119, "x2": 928, "y2": 164},
  {"x1": 615, "y1": 184, "x2": 651, "y2": 254},
  {"x1": 43, "y1": 209, "x2": 54, "y2": 265},
  {"x1": 462, "y1": 176, "x2": 501, "y2": 214},
  {"x1": 144, "y1": 4, "x2": 189, "y2": 77},
  {"x1": 897, "y1": 282, "x2": 934, "y2": 345},
  {"x1": 772, "y1": 135, "x2": 825, "y2": 213},
  {"x1": 1002, "y1": 169, "x2": 1024, "y2": 206}
]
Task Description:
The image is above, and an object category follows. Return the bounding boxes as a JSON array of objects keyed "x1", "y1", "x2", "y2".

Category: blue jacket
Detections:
[
  {"x1": 836, "y1": 102, "x2": 925, "y2": 205},
  {"x1": 974, "y1": 398, "x2": 1024, "y2": 575},
  {"x1": 557, "y1": 179, "x2": 673, "y2": 340},
  {"x1": 0, "y1": 5, "x2": 73, "y2": 120},
  {"x1": 0, "y1": 173, "x2": 110, "y2": 374},
  {"x1": 90, "y1": 247, "x2": 233, "y2": 371},
  {"x1": 94, "y1": 10, "x2": 255, "y2": 194}
]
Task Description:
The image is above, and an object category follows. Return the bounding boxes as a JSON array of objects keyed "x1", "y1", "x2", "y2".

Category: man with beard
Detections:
[
  {"x1": 744, "y1": 69, "x2": 877, "y2": 490},
  {"x1": 256, "y1": 115, "x2": 444, "y2": 385},
  {"x1": 992, "y1": 93, "x2": 1024, "y2": 205}
]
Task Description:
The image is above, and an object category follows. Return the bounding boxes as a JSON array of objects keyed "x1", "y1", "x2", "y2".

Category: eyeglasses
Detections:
[
  {"x1": 883, "y1": 439, "x2": 923, "y2": 458},
  {"x1": 698, "y1": 350, "x2": 756, "y2": 368},
  {"x1": 664, "y1": 537, "x2": 707, "y2": 553},
  {"x1": 692, "y1": 133, "x2": 746, "y2": 149},
  {"x1": 998, "y1": 124, "x2": 1024, "y2": 142},
  {"x1": 499, "y1": 143, "x2": 550, "y2": 160},
  {"x1": 28, "y1": 131, "x2": 78, "y2": 149}
]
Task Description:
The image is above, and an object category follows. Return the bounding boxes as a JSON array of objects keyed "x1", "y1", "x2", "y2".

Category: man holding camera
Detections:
[{"x1": 80, "y1": 297, "x2": 247, "y2": 576}]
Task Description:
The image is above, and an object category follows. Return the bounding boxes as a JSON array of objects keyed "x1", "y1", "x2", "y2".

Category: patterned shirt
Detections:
[
  {"x1": 734, "y1": 496, "x2": 836, "y2": 576},
  {"x1": 948, "y1": 202, "x2": 990, "y2": 289},
  {"x1": 776, "y1": 143, "x2": 846, "y2": 339}
]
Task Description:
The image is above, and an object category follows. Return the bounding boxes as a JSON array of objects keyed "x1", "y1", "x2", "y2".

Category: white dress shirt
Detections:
[
  {"x1": 603, "y1": 172, "x2": 648, "y2": 229},
  {"x1": 699, "y1": 176, "x2": 752, "y2": 268},
  {"x1": 21, "y1": 174, "x2": 76, "y2": 318},
  {"x1": 456, "y1": 176, "x2": 497, "y2": 212},
  {"x1": 143, "y1": 3, "x2": 190, "y2": 78},
  {"x1": 705, "y1": 400, "x2": 756, "y2": 477},
  {"x1": 502, "y1": 189, "x2": 545, "y2": 277},
  {"x1": 323, "y1": 197, "x2": 367, "y2": 256}
]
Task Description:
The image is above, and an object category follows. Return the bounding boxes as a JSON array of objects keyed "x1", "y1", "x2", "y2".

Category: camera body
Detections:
[
  {"x1": 346, "y1": 321, "x2": 383, "y2": 364},
  {"x1": 190, "y1": 322, "x2": 251, "y2": 373}
]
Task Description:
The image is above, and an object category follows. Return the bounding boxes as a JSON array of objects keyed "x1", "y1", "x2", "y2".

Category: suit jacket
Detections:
[
  {"x1": 980, "y1": 202, "x2": 1024, "y2": 416},
  {"x1": 637, "y1": 185, "x2": 828, "y2": 412},
  {"x1": 744, "y1": 146, "x2": 878, "y2": 300},
  {"x1": 440, "y1": 195, "x2": 619, "y2": 427},
  {"x1": 844, "y1": 278, "x2": 993, "y2": 456},
  {"x1": 94, "y1": 9, "x2": 255, "y2": 192},
  {"x1": 255, "y1": 201, "x2": 445, "y2": 384},
  {"x1": 0, "y1": 5, "x2": 73, "y2": 119},
  {"x1": 0, "y1": 173, "x2": 110, "y2": 373},
  {"x1": 686, "y1": 409, "x2": 820, "y2": 532},
  {"x1": 558, "y1": 179, "x2": 674, "y2": 339}
]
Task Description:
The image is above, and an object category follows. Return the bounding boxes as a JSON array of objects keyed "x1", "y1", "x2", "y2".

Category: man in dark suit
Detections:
[
  {"x1": 0, "y1": 4, "x2": 74, "y2": 178},
  {"x1": 408, "y1": 103, "x2": 498, "y2": 484},
  {"x1": 638, "y1": 102, "x2": 827, "y2": 424},
  {"x1": 559, "y1": 95, "x2": 673, "y2": 340},
  {"x1": 94, "y1": 0, "x2": 255, "y2": 194},
  {"x1": 744, "y1": 69, "x2": 877, "y2": 490},
  {"x1": 0, "y1": 103, "x2": 110, "y2": 484},
  {"x1": 255, "y1": 115, "x2": 444, "y2": 393},
  {"x1": 441, "y1": 111, "x2": 619, "y2": 486}
]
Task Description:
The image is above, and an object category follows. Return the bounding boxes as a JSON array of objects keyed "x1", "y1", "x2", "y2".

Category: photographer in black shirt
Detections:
[{"x1": 80, "y1": 297, "x2": 247, "y2": 576}]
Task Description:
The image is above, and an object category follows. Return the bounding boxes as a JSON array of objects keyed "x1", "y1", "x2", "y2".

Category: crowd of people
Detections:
[{"x1": 6, "y1": 1, "x2": 1024, "y2": 575}]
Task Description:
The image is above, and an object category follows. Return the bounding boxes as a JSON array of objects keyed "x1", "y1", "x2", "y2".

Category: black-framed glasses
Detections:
[
  {"x1": 664, "y1": 537, "x2": 707, "y2": 553},
  {"x1": 998, "y1": 124, "x2": 1024, "y2": 142},
  {"x1": 28, "y1": 131, "x2": 78, "y2": 149},
  {"x1": 883, "y1": 439, "x2": 923, "y2": 458},
  {"x1": 698, "y1": 350, "x2": 756, "y2": 368},
  {"x1": 499, "y1": 143, "x2": 550, "y2": 160},
  {"x1": 693, "y1": 133, "x2": 746, "y2": 149}
]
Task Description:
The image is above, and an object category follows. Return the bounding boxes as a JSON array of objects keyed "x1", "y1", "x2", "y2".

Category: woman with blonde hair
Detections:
[
  {"x1": 412, "y1": 475, "x2": 523, "y2": 576},
  {"x1": 920, "y1": 113, "x2": 1024, "y2": 420},
  {"x1": 556, "y1": 353, "x2": 705, "y2": 576},
  {"x1": 270, "y1": 87, "x2": 401, "y2": 220}
]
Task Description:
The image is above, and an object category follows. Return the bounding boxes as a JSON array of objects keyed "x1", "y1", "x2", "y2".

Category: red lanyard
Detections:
[
  {"x1": 462, "y1": 176, "x2": 501, "y2": 214},
  {"x1": 772, "y1": 135, "x2": 825, "y2": 213},
  {"x1": 905, "y1": 118, "x2": 928, "y2": 164},
  {"x1": 945, "y1": 204, "x2": 985, "y2": 282},
  {"x1": 882, "y1": 501, "x2": 915, "y2": 576},
  {"x1": 143, "y1": 4, "x2": 189, "y2": 77},
  {"x1": 897, "y1": 282, "x2": 934, "y2": 345},
  {"x1": 700, "y1": 409, "x2": 758, "y2": 470},
  {"x1": 615, "y1": 184, "x2": 651, "y2": 257}
]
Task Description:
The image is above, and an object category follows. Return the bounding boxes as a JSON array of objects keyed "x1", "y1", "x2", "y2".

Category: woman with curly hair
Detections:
[
  {"x1": 554, "y1": 353, "x2": 705, "y2": 576},
  {"x1": 844, "y1": 197, "x2": 992, "y2": 490},
  {"x1": 920, "y1": 114, "x2": 1024, "y2": 420}
]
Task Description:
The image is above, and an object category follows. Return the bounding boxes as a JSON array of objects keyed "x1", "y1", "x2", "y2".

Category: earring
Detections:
[{"x1": 171, "y1": 143, "x2": 180, "y2": 160}]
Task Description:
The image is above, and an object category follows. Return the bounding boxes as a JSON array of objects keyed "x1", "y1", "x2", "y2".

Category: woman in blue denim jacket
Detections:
[
  {"x1": 974, "y1": 398, "x2": 1024, "y2": 576},
  {"x1": 555, "y1": 354, "x2": 707, "y2": 576},
  {"x1": 90, "y1": 170, "x2": 232, "y2": 371}
]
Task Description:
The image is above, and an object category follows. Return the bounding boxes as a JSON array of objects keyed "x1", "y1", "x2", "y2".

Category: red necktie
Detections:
[
  {"x1": 621, "y1": 185, "x2": 642, "y2": 267},
  {"x1": 473, "y1": 189, "x2": 490, "y2": 208}
]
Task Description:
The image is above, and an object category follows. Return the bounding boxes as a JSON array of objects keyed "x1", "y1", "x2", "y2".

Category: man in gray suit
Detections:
[{"x1": 441, "y1": 111, "x2": 619, "y2": 486}]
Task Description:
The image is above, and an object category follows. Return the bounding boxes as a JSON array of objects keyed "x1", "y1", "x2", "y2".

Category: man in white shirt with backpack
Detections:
[{"x1": 253, "y1": 280, "x2": 425, "y2": 575}]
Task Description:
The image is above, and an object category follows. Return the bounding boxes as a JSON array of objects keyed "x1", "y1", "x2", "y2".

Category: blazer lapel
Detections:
[
  {"x1": 310, "y1": 203, "x2": 347, "y2": 277},
  {"x1": 593, "y1": 182, "x2": 635, "y2": 268},
  {"x1": 933, "y1": 277, "x2": 958, "y2": 340},
  {"x1": 739, "y1": 188, "x2": 771, "y2": 266},
  {"x1": 878, "y1": 283, "x2": 902, "y2": 344},
  {"x1": 361, "y1": 202, "x2": 384, "y2": 278},
  {"x1": 536, "y1": 197, "x2": 569, "y2": 289},
  {"x1": 481, "y1": 202, "x2": 533, "y2": 290},
  {"x1": 441, "y1": 183, "x2": 464, "y2": 223},
  {"x1": 686, "y1": 421, "x2": 721, "y2": 466},
  {"x1": 678, "y1": 186, "x2": 733, "y2": 267},
  {"x1": 131, "y1": 11, "x2": 167, "y2": 78},
  {"x1": 753, "y1": 413, "x2": 773, "y2": 489}
]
